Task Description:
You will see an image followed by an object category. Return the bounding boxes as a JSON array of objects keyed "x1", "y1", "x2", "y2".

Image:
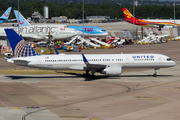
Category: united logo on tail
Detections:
[{"x1": 4, "y1": 29, "x2": 39, "y2": 57}]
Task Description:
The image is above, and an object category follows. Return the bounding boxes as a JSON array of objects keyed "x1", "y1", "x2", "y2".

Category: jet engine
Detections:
[{"x1": 101, "y1": 65, "x2": 122, "y2": 75}]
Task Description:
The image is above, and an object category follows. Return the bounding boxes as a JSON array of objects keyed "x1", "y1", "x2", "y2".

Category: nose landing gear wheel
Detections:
[
  {"x1": 153, "y1": 74, "x2": 157, "y2": 77},
  {"x1": 153, "y1": 68, "x2": 159, "y2": 77}
]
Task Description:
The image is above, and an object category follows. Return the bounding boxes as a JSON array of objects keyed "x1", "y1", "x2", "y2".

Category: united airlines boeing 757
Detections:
[{"x1": 5, "y1": 29, "x2": 175, "y2": 77}]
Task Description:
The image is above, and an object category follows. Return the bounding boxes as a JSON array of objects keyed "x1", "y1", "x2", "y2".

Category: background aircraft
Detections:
[
  {"x1": 5, "y1": 29, "x2": 176, "y2": 77},
  {"x1": 0, "y1": 7, "x2": 12, "y2": 23},
  {"x1": 7, "y1": 10, "x2": 79, "y2": 41},
  {"x1": 122, "y1": 8, "x2": 180, "y2": 30},
  {"x1": 15, "y1": 10, "x2": 107, "y2": 37},
  {"x1": 68, "y1": 26, "x2": 108, "y2": 37}
]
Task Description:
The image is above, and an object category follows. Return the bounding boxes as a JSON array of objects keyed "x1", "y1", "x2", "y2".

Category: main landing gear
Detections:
[
  {"x1": 83, "y1": 69, "x2": 96, "y2": 78},
  {"x1": 153, "y1": 68, "x2": 159, "y2": 77}
]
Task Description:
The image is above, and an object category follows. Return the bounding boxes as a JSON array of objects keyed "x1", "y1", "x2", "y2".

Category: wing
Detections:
[{"x1": 82, "y1": 54, "x2": 106, "y2": 69}]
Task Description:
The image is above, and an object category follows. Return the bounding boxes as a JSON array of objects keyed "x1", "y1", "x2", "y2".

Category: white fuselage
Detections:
[
  {"x1": 7, "y1": 53, "x2": 176, "y2": 71},
  {"x1": 0, "y1": 24, "x2": 78, "y2": 41},
  {"x1": 144, "y1": 19, "x2": 180, "y2": 24}
]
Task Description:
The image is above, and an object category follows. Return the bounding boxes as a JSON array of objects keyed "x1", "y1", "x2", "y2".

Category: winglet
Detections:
[
  {"x1": 0, "y1": 7, "x2": 12, "y2": 20},
  {"x1": 82, "y1": 54, "x2": 89, "y2": 64},
  {"x1": 14, "y1": 10, "x2": 31, "y2": 27},
  {"x1": 54, "y1": 48, "x2": 59, "y2": 55},
  {"x1": 4, "y1": 29, "x2": 39, "y2": 57}
]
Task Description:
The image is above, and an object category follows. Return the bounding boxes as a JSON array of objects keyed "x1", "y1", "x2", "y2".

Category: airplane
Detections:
[
  {"x1": 0, "y1": 10, "x2": 79, "y2": 41},
  {"x1": 5, "y1": 29, "x2": 176, "y2": 77},
  {"x1": 68, "y1": 26, "x2": 108, "y2": 37},
  {"x1": 14, "y1": 10, "x2": 107, "y2": 37},
  {"x1": 122, "y1": 8, "x2": 180, "y2": 30},
  {"x1": 0, "y1": 7, "x2": 12, "y2": 23},
  {"x1": 13, "y1": 9, "x2": 107, "y2": 37}
]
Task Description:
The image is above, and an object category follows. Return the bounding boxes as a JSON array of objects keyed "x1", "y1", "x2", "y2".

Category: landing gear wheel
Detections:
[
  {"x1": 83, "y1": 73, "x2": 86, "y2": 78},
  {"x1": 83, "y1": 73, "x2": 91, "y2": 78},
  {"x1": 91, "y1": 75, "x2": 96, "y2": 78},
  {"x1": 153, "y1": 74, "x2": 157, "y2": 77},
  {"x1": 153, "y1": 68, "x2": 159, "y2": 77}
]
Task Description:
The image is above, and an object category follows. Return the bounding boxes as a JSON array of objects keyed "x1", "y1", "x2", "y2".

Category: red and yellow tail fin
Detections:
[{"x1": 122, "y1": 8, "x2": 134, "y2": 20}]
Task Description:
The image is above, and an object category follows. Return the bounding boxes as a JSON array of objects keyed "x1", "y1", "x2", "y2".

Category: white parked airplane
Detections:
[
  {"x1": 5, "y1": 29, "x2": 176, "y2": 77},
  {"x1": 0, "y1": 10, "x2": 78, "y2": 41},
  {"x1": 15, "y1": 10, "x2": 107, "y2": 38}
]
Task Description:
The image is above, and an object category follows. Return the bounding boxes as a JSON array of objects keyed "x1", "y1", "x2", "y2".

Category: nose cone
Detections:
[
  {"x1": 69, "y1": 28, "x2": 79, "y2": 37},
  {"x1": 103, "y1": 32, "x2": 108, "y2": 36},
  {"x1": 172, "y1": 61, "x2": 176, "y2": 66}
]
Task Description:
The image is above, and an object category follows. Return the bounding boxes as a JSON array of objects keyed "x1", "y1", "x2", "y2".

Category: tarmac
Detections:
[
  {"x1": 0, "y1": 22, "x2": 180, "y2": 120},
  {"x1": 0, "y1": 61, "x2": 180, "y2": 120}
]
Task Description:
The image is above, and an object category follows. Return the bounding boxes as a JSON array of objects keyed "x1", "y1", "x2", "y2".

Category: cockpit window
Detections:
[
  {"x1": 64, "y1": 26, "x2": 69, "y2": 28},
  {"x1": 101, "y1": 30, "x2": 106, "y2": 31},
  {"x1": 167, "y1": 58, "x2": 172, "y2": 61}
]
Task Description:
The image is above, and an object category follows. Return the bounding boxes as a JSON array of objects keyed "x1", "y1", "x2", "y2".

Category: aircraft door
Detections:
[
  {"x1": 126, "y1": 56, "x2": 130, "y2": 64},
  {"x1": 36, "y1": 57, "x2": 41, "y2": 65},
  {"x1": 158, "y1": 57, "x2": 162, "y2": 63}
]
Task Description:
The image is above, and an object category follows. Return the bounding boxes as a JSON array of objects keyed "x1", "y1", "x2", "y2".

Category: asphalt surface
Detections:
[{"x1": 0, "y1": 62, "x2": 180, "y2": 120}]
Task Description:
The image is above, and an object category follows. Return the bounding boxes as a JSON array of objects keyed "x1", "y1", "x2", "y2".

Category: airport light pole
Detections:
[
  {"x1": 174, "y1": 0, "x2": 175, "y2": 27},
  {"x1": 133, "y1": 0, "x2": 135, "y2": 40},
  {"x1": 82, "y1": 0, "x2": 84, "y2": 39},
  {"x1": 18, "y1": 0, "x2": 20, "y2": 34}
]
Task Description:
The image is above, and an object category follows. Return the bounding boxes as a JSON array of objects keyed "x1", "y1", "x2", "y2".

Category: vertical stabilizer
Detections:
[
  {"x1": 4, "y1": 29, "x2": 39, "y2": 57},
  {"x1": 0, "y1": 7, "x2": 12, "y2": 19},
  {"x1": 122, "y1": 8, "x2": 135, "y2": 20},
  {"x1": 14, "y1": 10, "x2": 31, "y2": 27}
]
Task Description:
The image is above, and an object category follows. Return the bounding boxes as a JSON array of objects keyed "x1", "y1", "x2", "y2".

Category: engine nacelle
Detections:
[{"x1": 101, "y1": 65, "x2": 122, "y2": 75}]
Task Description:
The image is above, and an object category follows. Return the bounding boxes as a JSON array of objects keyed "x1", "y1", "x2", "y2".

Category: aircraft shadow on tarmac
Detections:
[{"x1": 5, "y1": 74, "x2": 173, "y2": 81}]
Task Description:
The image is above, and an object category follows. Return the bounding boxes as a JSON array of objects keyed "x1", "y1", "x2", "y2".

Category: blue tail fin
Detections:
[
  {"x1": 54, "y1": 48, "x2": 59, "y2": 54},
  {"x1": 0, "y1": 7, "x2": 12, "y2": 20},
  {"x1": 14, "y1": 10, "x2": 31, "y2": 27},
  {"x1": 4, "y1": 29, "x2": 39, "y2": 57}
]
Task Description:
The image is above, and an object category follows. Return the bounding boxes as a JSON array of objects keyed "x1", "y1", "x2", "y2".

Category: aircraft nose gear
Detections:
[{"x1": 153, "y1": 68, "x2": 159, "y2": 77}]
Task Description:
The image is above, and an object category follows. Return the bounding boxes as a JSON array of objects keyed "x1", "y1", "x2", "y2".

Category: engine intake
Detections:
[{"x1": 101, "y1": 65, "x2": 122, "y2": 75}]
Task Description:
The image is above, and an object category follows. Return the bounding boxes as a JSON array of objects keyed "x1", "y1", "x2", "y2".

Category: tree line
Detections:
[{"x1": 0, "y1": 0, "x2": 180, "y2": 20}]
